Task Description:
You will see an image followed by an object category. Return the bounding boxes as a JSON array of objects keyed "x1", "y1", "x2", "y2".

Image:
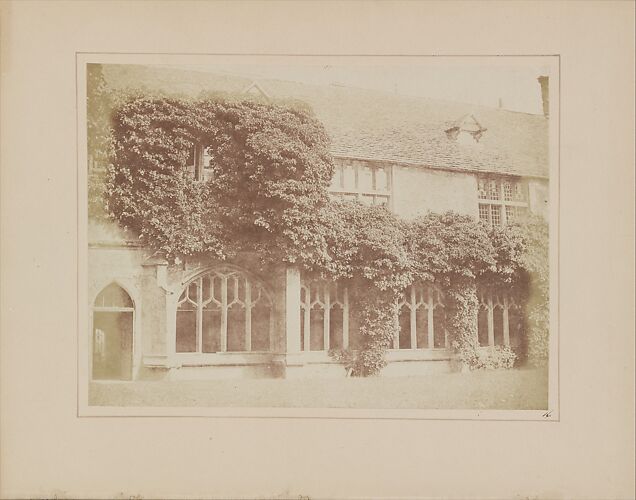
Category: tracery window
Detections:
[
  {"x1": 330, "y1": 158, "x2": 391, "y2": 207},
  {"x1": 176, "y1": 268, "x2": 273, "y2": 353},
  {"x1": 300, "y1": 280, "x2": 349, "y2": 351},
  {"x1": 397, "y1": 283, "x2": 447, "y2": 350},
  {"x1": 477, "y1": 176, "x2": 528, "y2": 226},
  {"x1": 477, "y1": 289, "x2": 523, "y2": 348}
]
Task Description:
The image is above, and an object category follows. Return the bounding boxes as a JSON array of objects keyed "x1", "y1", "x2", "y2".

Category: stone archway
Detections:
[{"x1": 92, "y1": 283, "x2": 134, "y2": 380}]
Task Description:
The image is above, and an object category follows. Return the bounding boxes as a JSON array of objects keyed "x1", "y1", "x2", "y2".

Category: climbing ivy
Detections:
[
  {"x1": 93, "y1": 91, "x2": 550, "y2": 374},
  {"x1": 106, "y1": 95, "x2": 334, "y2": 264},
  {"x1": 515, "y1": 214, "x2": 550, "y2": 366},
  {"x1": 405, "y1": 212, "x2": 493, "y2": 369},
  {"x1": 319, "y1": 200, "x2": 411, "y2": 376}
]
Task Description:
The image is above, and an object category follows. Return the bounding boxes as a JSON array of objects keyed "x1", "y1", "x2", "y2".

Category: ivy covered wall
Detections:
[{"x1": 87, "y1": 70, "x2": 550, "y2": 375}]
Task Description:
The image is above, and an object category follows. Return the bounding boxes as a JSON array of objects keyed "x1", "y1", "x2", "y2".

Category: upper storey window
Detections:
[
  {"x1": 477, "y1": 176, "x2": 528, "y2": 227},
  {"x1": 329, "y1": 159, "x2": 391, "y2": 208},
  {"x1": 187, "y1": 145, "x2": 214, "y2": 182}
]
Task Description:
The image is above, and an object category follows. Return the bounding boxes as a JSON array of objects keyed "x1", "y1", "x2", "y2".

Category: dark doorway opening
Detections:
[{"x1": 92, "y1": 311, "x2": 133, "y2": 380}]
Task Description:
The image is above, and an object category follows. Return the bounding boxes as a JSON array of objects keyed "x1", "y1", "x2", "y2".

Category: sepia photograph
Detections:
[
  {"x1": 81, "y1": 55, "x2": 558, "y2": 415},
  {"x1": 2, "y1": 2, "x2": 634, "y2": 499}
]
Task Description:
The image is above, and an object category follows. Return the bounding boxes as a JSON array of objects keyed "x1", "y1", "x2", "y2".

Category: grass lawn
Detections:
[{"x1": 89, "y1": 367, "x2": 549, "y2": 410}]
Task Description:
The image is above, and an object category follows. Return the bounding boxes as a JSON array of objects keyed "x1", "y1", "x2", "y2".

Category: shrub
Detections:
[
  {"x1": 473, "y1": 345, "x2": 518, "y2": 370},
  {"x1": 328, "y1": 348, "x2": 356, "y2": 376}
]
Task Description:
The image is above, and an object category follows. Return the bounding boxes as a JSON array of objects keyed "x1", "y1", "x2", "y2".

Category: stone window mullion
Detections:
[
  {"x1": 303, "y1": 286, "x2": 311, "y2": 352},
  {"x1": 196, "y1": 277, "x2": 203, "y2": 353},
  {"x1": 176, "y1": 268, "x2": 273, "y2": 354},
  {"x1": 323, "y1": 285, "x2": 331, "y2": 351},
  {"x1": 503, "y1": 295, "x2": 510, "y2": 346},
  {"x1": 427, "y1": 293, "x2": 435, "y2": 349},
  {"x1": 478, "y1": 176, "x2": 530, "y2": 227},
  {"x1": 409, "y1": 286, "x2": 417, "y2": 349},
  {"x1": 487, "y1": 295, "x2": 495, "y2": 347},
  {"x1": 220, "y1": 276, "x2": 228, "y2": 352},
  {"x1": 342, "y1": 287, "x2": 349, "y2": 349},
  {"x1": 245, "y1": 280, "x2": 252, "y2": 351},
  {"x1": 500, "y1": 181, "x2": 508, "y2": 226}
]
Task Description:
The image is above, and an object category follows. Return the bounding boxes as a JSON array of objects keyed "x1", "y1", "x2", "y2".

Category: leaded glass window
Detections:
[{"x1": 476, "y1": 176, "x2": 529, "y2": 227}]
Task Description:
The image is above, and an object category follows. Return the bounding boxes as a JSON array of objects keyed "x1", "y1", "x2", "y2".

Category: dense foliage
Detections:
[
  {"x1": 106, "y1": 95, "x2": 334, "y2": 263},
  {"x1": 92, "y1": 87, "x2": 550, "y2": 374},
  {"x1": 317, "y1": 201, "x2": 411, "y2": 375},
  {"x1": 407, "y1": 212, "x2": 495, "y2": 283},
  {"x1": 473, "y1": 345, "x2": 518, "y2": 370},
  {"x1": 515, "y1": 215, "x2": 550, "y2": 366},
  {"x1": 87, "y1": 64, "x2": 115, "y2": 218}
]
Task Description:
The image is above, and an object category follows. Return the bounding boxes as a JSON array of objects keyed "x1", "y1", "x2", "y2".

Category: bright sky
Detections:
[{"x1": 175, "y1": 56, "x2": 554, "y2": 115}]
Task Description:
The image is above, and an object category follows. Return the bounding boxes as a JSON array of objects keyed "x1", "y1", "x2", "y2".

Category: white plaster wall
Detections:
[
  {"x1": 528, "y1": 179, "x2": 550, "y2": 219},
  {"x1": 392, "y1": 165, "x2": 479, "y2": 219}
]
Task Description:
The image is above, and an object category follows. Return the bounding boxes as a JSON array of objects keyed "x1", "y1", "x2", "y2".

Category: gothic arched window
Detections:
[
  {"x1": 397, "y1": 283, "x2": 447, "y2": 350},
  {"x1": 176, "y1": 268, "x2": 273, "y2": 353},
  {"x1": 300, "y1": 280, "x2": 350, "y2": 351},
  {"x1": 477, "y1": 289, "x2": 523, "y2": 347}
]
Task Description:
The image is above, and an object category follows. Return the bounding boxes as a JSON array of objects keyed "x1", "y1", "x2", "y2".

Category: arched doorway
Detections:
[{"x1": 92, "y1": 283, "x2": 134, "y2": 380}]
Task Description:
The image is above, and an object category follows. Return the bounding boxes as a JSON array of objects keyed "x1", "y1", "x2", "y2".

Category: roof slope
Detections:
[{"x1": 101, "y1": 64, "x2": 549, "y2": 178}]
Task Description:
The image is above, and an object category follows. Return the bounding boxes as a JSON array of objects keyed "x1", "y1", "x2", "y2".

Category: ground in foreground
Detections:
[{"x1": 89, "y1": 367, "x2": 549, "y2": 410}]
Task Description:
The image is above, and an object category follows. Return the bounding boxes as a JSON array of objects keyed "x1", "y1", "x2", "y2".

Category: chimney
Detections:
[
  {"x1": 537, "y1": 75, "x2": 549, "y2": 118},
  {"x1": 498, "y1": 97, "x2": 503, "y2": 109}
]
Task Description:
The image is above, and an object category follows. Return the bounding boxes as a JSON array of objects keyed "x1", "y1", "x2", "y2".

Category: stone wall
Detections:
[
  {"x1": 391, "y1": 164, "x2": 479, "y2": 219},
  {"x1": 86, "y1": 165, "x2": 548, "y2": 381},
  {"x1": 88, "y1": 242, "x2": 148, "y2": 379}
]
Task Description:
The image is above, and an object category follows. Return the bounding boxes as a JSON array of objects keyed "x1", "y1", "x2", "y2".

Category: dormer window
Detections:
[
  {"x1": 445, "y1": 114, "x2": 487, "y2": 144},
  {"x1": 187, "y1": 144, "x2": 214, "y2": 181}
]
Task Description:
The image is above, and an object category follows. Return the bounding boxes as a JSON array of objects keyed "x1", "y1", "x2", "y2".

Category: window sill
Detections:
[
  {"x1": 386, "y1": 349, "x2": 452, "y2": 361},
  {"x1": 172, "y1": 351, "x2": 278, "y2": 367},
  {"x1": 301, "y1": 349, "x2": 453, "y2": 362}
]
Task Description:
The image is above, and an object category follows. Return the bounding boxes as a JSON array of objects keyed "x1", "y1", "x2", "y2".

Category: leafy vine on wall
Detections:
[{"x1": 89, "y1": 74, "x2": 549, "y2": 374}]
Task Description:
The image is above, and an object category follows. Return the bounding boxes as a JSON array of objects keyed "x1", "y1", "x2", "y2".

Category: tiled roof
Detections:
[
  {"x1": 102, "y1": 64, "x2": 549, "y2": 178},
  {"x1": 260, "y1": 80, "x2": 549, "y2": 178}
]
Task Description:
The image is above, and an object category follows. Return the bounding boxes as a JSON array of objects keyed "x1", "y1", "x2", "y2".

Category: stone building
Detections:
[{"x1": 87, "y1": 65, "x2": 549, "y2": 381}]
